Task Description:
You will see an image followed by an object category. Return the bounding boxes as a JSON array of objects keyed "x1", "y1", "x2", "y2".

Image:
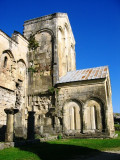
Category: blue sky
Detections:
[{"x1": 0, "y1": 0, "x2": 120, "y2": 113}]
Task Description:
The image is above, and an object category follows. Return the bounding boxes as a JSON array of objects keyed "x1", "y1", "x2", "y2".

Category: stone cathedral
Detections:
[{"x1": 0, "y1": 13, "x2": 115, "y2": 141}]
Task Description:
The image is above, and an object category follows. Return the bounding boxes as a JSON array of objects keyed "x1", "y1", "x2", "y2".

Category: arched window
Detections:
[
  {"x1": 87, "y1": 106, "x2": 96, "y2": 130},
  {"x1": 3, "y1": 56, "x2": 8, "y2": 68},
  {"x1": 63, "y1": 101, "x2": 82, "y2": 132},
  {"x1": 84, "y1": 99, "x2": 105, "y2": 132}
]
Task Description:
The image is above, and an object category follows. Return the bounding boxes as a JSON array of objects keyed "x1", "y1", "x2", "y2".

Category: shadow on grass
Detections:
[{"x1": 16, "y1": 141, "x2": 101, "y2": 160}]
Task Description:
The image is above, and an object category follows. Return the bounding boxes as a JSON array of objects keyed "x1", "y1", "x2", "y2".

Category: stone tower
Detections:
[{"x1": 23, "y1": 13, "x2": 76, "y2": 94}]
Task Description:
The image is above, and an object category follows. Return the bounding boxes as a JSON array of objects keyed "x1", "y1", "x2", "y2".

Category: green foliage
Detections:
[
  {"x1": 115, "y1": 113, "x2": 120, "y2": 116},
  {"x1": 57, "y1": 134, "x2": 62, "y2": 140},
  {"x1": 28, "y1": 67, "x2": 36, "y2": 73},
  {"x1": 48, "y1": 87, "x2": 59, "y2": 94},
  {"x1": 114, "y1": 124, "x2": 120, "y2": 131},
  {"x1": 48, "y1": 87, "x2": 55, "y2": 94},
  {"x1": 35, "y1": 134, "x2": 41, "y2": 139},
  {"x1": 28, "y1": 34, "x2": 39, "y2": 51}
]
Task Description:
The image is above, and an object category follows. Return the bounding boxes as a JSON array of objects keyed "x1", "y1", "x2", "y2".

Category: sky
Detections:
[{"x1": 0, "y1": 0, "x2": 120, "y2": 113}]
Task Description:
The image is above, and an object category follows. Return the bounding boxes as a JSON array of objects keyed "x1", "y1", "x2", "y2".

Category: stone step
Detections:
[{"x1": 63, "y1": 133, "x2": 110, "y2": 139}]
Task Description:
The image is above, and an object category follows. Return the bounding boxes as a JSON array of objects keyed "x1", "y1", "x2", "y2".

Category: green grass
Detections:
[
  {"x1": 49, "y1": 131, "x2": 120, "y2": 151},
  {"x1": 0, "y1": 147, "x2": 40, "y2": 160},
  {"x1": 0, "y1": 132, "x2": 120, "y2": 160}
]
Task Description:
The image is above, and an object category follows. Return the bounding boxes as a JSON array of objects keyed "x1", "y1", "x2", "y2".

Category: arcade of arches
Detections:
[{"x1": 63, "y1": 99, "x2": 105, "y2": 134}]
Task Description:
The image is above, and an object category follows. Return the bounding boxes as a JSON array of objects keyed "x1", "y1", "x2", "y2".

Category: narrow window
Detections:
[{"x1": 3, "y1": 56, "x2": 8, "y2": 68}]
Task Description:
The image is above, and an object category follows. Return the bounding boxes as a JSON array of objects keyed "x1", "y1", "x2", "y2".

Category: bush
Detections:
[
  {"x1": 114, "y1": 124, "x2": 120, "y2": 131},
  {"x1": 28, "y1": 67, "x2": 36, "y2": 72},
  {"x1": 57, "y1": 134, "x2": 62, "y2": 140}
]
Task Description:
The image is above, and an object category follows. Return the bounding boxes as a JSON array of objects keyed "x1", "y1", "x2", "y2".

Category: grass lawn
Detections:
[{"x1": 0, "y1": 131, "x2": 120, "y2": 160}]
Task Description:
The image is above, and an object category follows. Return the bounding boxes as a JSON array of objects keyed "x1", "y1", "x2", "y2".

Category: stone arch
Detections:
[
  {"x1": 1, "y1": 50, "x2": 15, "y2": 67},
  {"x1": 63, "y1": 99, "x2": 83, "y2": 133},
  {"x1": 17, "y1": 60, "x2": 26, "y2": 79},
  {"x1": 64, "y1": 23, "x2": 69, "y2": 47},
  {"x1": 0, "y1": 50, "x2": 16, "y2": 77},
  {"x1": 64, "y1": 23, "x2": 69, "y2": 32},
  {"x1": 28, "y1": 29, "x2": 54, "y2": 92},
  {"x1": 17, "y1": 59, "x2": 26, "y2": 67},
  {"x1": 3, "y1": 50, "x2": 15, "y2": 60},
  {"x1": 84, "y1": 97, "x2": 105, "y2": 132},
  {"x1": 34, "y1": 29, "x2": 53, "y2": 73},
  {"x1": 64, "y1": 23, "x2": 71, "y2": 73},
  {"x1": 15, "y1": 59, "x2": 27, "y2": 135},
  {"x1": 58, "y1": 26, "x2": 64, "y2": 44},
  {"x1": 16, "y1": 60, "x2": 27, "y2": 109},
  {"x1": 35, "y1": 28, "x2": 56, "y2": 86},
  {"x1": 70, "y1": 43, "x2": 75, "y2": 71},
  {"x1": 58, "y1": 26, "x2": 66, "y2": 77},
  {"x1": 35, "y1": 28, "x2": 55, "y2": 39},
  {"x1": 35, "y1": 28, "x2": 54, "y2": 57},
  {"x1": 58, "y1": 26, "x2": 64, "y2": 34}
]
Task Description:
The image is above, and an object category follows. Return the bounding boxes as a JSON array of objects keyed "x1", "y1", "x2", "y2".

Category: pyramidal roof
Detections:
[{"x1": 57, "y1": 66, "x2": 108, "y2": 84}]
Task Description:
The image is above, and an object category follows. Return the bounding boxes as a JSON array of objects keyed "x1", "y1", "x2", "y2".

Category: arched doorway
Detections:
[{"x1": 63, "y1": 100, "x2": 82, "y2": 133}]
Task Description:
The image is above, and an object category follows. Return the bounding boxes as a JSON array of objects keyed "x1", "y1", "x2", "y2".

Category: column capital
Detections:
[
  {"x1": 4, "y1": 108, "x2": 19, "y2": 115},
  {"x1": 28, "y1": 111, "x2": 35, "y2": 116}
]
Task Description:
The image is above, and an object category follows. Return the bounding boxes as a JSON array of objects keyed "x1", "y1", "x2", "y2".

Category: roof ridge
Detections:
[{"x1": 75, "y1": 65, "x2": 108, "y2": 72}]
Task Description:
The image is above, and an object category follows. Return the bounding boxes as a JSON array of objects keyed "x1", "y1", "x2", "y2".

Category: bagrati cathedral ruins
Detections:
[{"x1": 0, "y1": 13, "x2": 115, "y2": 141}]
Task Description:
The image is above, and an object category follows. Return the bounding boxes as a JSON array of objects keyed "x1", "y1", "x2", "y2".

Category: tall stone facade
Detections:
[
  {"x1": 0, "y1": 30, "x2": 28, "y2": 139},
  {"x1": 0, "y1": 13, "x2": 114, "y2": 140}
]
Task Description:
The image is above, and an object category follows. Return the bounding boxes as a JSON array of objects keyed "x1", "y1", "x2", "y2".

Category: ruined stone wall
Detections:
[
  {"x1": 27, "y1": 31, "x2": 53, "y2": 94},
  {"x1": 23, "y1": 13, "x2": 76, "y2": 135},
  {"x1": 27, "y1": 94, "x2": 55, "y2": 135},
  {"x1": 0, "y1": 30, "x2": 28, "y2": 137},
  {"x1": 24, "y1": 13, "x2": 76, "y2": 89},
  {"x1": 0, "y1": 87, "x2": 16, "y2": 125},
  {"x1": 24, "y1": 13, "x2": 57, "y2": 90}
]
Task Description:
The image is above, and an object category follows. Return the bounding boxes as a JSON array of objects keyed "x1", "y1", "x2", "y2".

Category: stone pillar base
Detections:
[{"x1": 5, "y1": 132, "x2": 13, "y2": 142}]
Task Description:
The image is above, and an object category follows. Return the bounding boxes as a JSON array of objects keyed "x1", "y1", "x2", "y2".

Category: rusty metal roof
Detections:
[{"x1": 57, "y1": 66, "x2": 108, "y2": 84}]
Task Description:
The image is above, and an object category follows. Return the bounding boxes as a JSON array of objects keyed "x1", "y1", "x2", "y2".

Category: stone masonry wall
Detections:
[
  {"x1": 24, "y1": 13, "x2": 76, "y2": 86},
  {"x1": 0, "y1": 30, "x2": 28, "y2": 138},
  {"x1": 56, "y1": 79, "x2": 114, "y2": 136},
  {"x1": 0, "y1": 87, "x2": 16, "y2": 125},
  {"x1": 27, "y1": 95, "x2": 54, "y2": 135}
]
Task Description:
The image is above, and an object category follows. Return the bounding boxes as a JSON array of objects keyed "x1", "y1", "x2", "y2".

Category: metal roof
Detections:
[{"x1": 57, "y1": 66, "x2": 108, "y2": 84}]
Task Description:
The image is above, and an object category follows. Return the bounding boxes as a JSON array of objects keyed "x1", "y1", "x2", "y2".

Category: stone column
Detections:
[
  {"x1": 76, "y1": 108, "x2": 80, "y2": 130},
  {"x1": 82, "y1": 107, "x2": 87, "y2": 133},
  {"x1": 4, "y1": 108, "x2": 19, "y2": 142},
  {"x1": 62, "y1": 109, "x2": 66, "y2": 132},
  {"x1": 91, "y1": 106, "x2": 96, "y2": 130},
  {"x1": 105, "y1": 109, "x2": 110, "y2": 134},
  {"x1": 70, "y1": 107, "x2": 74, "y2": 130}
]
